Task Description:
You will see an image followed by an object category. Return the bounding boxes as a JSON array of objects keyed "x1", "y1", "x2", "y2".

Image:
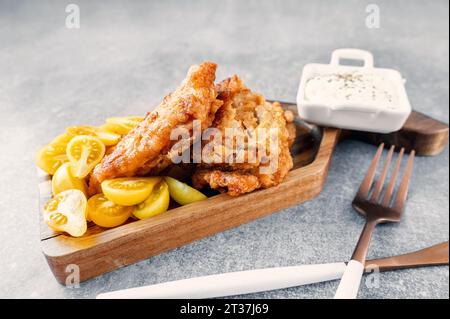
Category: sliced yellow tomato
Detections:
[
  {"x1": 35, "y1": 142, "x2": 69, "y2": 175},
  {"x1": 66, "y1": 135, "x2": 105, "y2": 178},
  {"x1": 87, "y1": 194, "x2": 134, "y2": 228},
  {"x1": 103, "y1": 116, "x2": 144, "y2": 135},
  {"x1": 98, "y1": 123, "x2": 126, "y2": 135},
  {"x1": 66, "y1": 125, "x2": 121, "y2": 146},
  {"x1": 133, "y1": 181, "x2": 170, "y2": 220},
  {"x1": 101, "y1": 177, "x2": 161, "y2": 206},
  {"x1": 43, "y1": 189, "x2": 87, "y2": 237},
  {"x1": 164, "y1": 176, "x2": 207, "y2": 205},
  {"x1": 94, "y1": 129, "x2": 121, "y2": 146},
  {"x1": 66, "y1": 125, "x2": 95, "y2": 136},
  {"x1": 51, "y1": 133, "x2": 74, "y2": 145},
  {"x1": 51, "y1": 163, "x2": 87, "y2": 196}
]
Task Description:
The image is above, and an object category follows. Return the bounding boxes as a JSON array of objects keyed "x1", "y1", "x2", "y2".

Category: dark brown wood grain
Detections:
[{"x1": 341, "y1": 110, "x2": 449, "y2": 156}]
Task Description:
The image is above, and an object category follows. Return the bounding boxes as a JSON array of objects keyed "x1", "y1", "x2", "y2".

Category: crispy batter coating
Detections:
[
  {"x1": 89, "y1": 62, "x2": 222, "y2": 194},
  {"x1": 192, "y1": 75, "x2": 294, "y2": 196},
  {"x1": 192, "y1": 170, "x2": 261, "y2": 196}
]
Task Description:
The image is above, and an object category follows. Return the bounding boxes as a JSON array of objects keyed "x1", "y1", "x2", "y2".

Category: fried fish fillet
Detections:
[
  {"x1": 192, "y1": 75, "x2": 294, "y2": 196},
  {"x1": 89, "y1": 62, "x2": 222, "y2": 194}
]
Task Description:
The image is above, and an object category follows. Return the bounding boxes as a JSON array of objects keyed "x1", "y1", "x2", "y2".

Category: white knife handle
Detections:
[
  {"x1": 334, "y1": 260, "x2": 364, "y2": 299},
  {"x1": 97, "y1": 262, "x2": 347, "y2": 299}
]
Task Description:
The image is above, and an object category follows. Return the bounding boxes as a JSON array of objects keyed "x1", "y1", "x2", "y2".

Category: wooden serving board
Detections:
[{"x1": 39, "y1": 102, "x2": 448, "y2": 284}]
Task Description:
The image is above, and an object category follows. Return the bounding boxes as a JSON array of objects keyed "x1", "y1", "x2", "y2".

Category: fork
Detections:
[{"x1": 334, "y1": 143, "x2": 415, "y2": 299}]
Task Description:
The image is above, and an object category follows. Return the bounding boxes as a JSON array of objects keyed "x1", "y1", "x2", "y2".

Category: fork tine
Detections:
[
  {"x1": 370, "y1": 145, "x2": 395, "y2": 202},
  {"x1": 392, "y1": 150, "x2": 416, "y2": 211},
  {"x1": 381, "y1": 148, "x2": 405, "y2": 207},
  {"x1": 357, "y1": 143, "x2": 384, "y2": 199}
]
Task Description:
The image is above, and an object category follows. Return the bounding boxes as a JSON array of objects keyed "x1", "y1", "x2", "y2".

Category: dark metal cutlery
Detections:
[
  {"x1": 335, "y1": 144, "x2": 415, "y2": 298},
  {"x1": 97, "y1": 241, "x2": 447, "y2": 299}
]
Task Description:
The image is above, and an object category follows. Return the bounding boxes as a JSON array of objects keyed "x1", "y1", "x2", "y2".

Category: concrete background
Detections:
[{"x1": 0, "y1": 0, "x2": 448, "y2": 298}]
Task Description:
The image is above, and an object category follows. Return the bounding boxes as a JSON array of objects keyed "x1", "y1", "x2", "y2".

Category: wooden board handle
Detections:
[
  {"x1": 341, "y1": 111, "x2": 449, "y2": 156},
  {"x1": 274, "y1": 101, "x2": 448, "y2": 156}
]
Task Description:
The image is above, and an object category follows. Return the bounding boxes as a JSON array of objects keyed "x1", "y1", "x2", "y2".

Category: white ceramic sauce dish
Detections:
[{"x1": 296, "y1": 49, "x2": 411, "y2": 133}]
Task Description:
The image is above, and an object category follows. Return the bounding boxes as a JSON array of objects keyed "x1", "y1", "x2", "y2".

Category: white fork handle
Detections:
[
  {"x1": 97, "y1": 262, "x2": 347, "y2": 299},
  {"x1": 334, "y1": 260, "x2": 365, "y2": 299}
]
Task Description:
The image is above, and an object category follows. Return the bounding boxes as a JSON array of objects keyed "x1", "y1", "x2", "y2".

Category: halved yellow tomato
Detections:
[
  {"x1": 51, "y1": 133, "x2": 74, "y2": 145},
  {"x1": 43, "y1": 189, "x2": 87, "y2": 237},
  {"x1": 66, "y1": 125, "x2": 96, "y2": 137},
  {"x1": 66, "y1": 125, "x2": 121, "y2": 146},
  {"x1": 101, "y1": 177, "x2": 161, "y2": 206},
  {"x1": 103, "y1": 116, "x2": 144, "y2": 135},
  {"x1": 35, "y1": 142, "x2": 69, "y2": 175},
  {"x1": 164, "y1": 176, "x2": 207, "y2": 205},
  {"x1": 133, "y1": 181, "x2": 170, "y2": 220},
  {"x1": 51, "y1": 163, "x2": 87, "y2": 196},
  {"x1": 94, "y1": 129, "x2": 121, "y2": 146},
  {"x1": 87, "y1": 194, "x2": 134, "y2": 228},
  {"x1": 98, "y1": 123, "x2": 124, "y2": 137},
  {"x1": 66, "y1": 135, "x2": 105, "y2": 178}
]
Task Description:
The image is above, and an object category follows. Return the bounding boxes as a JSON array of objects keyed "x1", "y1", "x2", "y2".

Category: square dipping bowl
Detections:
[{"x1": 296, "y1": 49, "x2": 412, "y2": 133}]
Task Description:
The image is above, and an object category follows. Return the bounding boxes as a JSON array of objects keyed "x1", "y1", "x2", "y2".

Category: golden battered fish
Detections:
[
  {"x1": 89, "y1": 62, "x2": 222, "y2": 194},
  {"x1": 192, "y1": 75, "x2": 294, "y2": 196}
]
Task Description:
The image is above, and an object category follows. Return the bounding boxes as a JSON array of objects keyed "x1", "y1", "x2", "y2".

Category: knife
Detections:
[{"x1": 97, "y1": 241, "x2": 448, "y2": 299}]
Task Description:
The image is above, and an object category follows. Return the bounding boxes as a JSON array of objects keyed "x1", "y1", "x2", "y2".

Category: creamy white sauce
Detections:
[{"x1": 304, "y1": 72, "x2": 398, "y2": 109}]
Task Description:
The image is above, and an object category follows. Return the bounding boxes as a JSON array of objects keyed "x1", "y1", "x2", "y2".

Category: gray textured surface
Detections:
[{"x1": 0, "y1": 0, "x2": 448, "y2": 299}]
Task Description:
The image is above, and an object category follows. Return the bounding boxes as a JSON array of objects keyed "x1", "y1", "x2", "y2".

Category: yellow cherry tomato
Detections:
[
  {"x1": 51, "y1": 163, "x2": 87, "y2": 196},
  {"x1": 66, "y1": 125, "x2": 93, "y2": 135},
  {"x1": 66, "y1": 135, "x2": 105, "y2": 178},
  {"x1": 133, "y1": 181, "x2": 170, "y2": 220},
  {"x1": 51, "y1": 133, "x2": 74, "y2": 145},
  {"x1": 94, "y1": 129, "x2": 121, "y2": 146},
  {"x1": 103, "y1": 116, "x2": 144, "y2": 135},
  {"x1": 87, "y1": 194, "x2": 134, "y2": 228},
  {"x1": 35, "y1": 142, "x2": 69, "y2": 175},
  {"x1": 98, "y1": 123, "x2": 125, "y2": 135},
  {"x1": 164, "y1": 176, "x2": 207, "y2": 205},
  {"x1": 66, "y1": 125, "x2": 121, "y2": 146},
  {"x1": 101, "y1": 177, "x2": 161, "y2": 206},
  {"x1": 43, "y1": 189, "x2": 87, "y2": 237}
]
